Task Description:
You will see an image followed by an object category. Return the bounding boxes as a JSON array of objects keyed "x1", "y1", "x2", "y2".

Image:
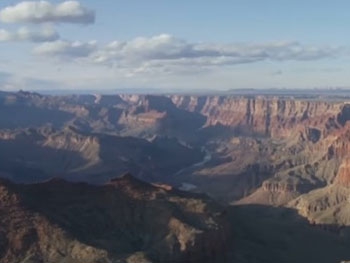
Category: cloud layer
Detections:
[
  {"x1": 33, "y1": 40, "x2": 97, "y2": 57},
  {"x1": 93, "y1": 35, "x2": 338, "y2": 64},
  {"x1": 0, "y1": 27, "x2": 59, "y2": 42},
  {"x1": 0, "y1": 1, "x2": 346, "y2": 90},
  {"x1": 32, "y1": 34, "x2": 341, "y2": 76},
  {"x1": 0, "y1": 1, "x2": 95, "y2": 24}
]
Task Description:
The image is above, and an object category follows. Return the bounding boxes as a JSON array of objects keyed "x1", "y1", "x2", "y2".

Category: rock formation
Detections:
[
  {"x1": 0, "y1": 174, "x2": 229, "y2": 263},
  {"x1": 3, "y1": 90, "x2": 350, "y2": 261}
]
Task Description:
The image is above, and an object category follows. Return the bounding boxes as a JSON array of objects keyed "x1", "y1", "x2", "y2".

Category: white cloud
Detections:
[
  {"x1": 0, "y1": 1, "x2": 95, "y2": 24},
  {"x1": 90, "y1": 35, "x2": 339, "y2": 66},
  {"x1": 33, "y1": 40, "x2": 97, "y2": 58},
  {"x1": 33, "y1": 34, "x2": 340, "y2": 77},
  {"x1": 15, "y1": 33, "x2": 345, "y2": 92},
  {"x1": 0, "y1": 27, "x2": 59, "y2": 42}
]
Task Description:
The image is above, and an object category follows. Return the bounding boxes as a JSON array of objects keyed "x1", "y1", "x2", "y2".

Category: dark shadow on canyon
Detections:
[{"x1": 228, "y1": 204, "x2": 350, "y2": 263}]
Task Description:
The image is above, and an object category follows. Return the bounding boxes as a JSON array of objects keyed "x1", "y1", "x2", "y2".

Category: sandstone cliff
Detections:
[{"x1": 171, "y1": 95, "x2": 345, "y2": 138}]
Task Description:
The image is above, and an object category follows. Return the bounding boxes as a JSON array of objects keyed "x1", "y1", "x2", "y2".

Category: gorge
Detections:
[{"x1": 1, "y1": 90, "x2": 350, "y2": 262}]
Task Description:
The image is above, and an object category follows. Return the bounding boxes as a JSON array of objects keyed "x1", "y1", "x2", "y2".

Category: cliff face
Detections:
[
  {"x1": 171, "y1": 96, "x2": 350, "y2": 205},
  {"x1": 335, "y1": 157, "x2": 350, "y2": 187},
  {"x1": 157, "y1": 96, "x2": 350, "y2": 210},
  {"x1": 0, "y1": 174, "x2": 230, "y2": 263},
  {"x1": 171, "y1": 95, "x2": 344, "y2": 138},
  {"x1": 117, "y1": 95, "x2": 206, "y2": 139},
  {"x1": 4, "y1": 91, "x2": 350, "y2": 210},
  {"x1": 289, "y1": 184, "x2": 350, "y2": 226},
  {"x1": 2, "y1": 90, "x2": 349, "y2": 140}
]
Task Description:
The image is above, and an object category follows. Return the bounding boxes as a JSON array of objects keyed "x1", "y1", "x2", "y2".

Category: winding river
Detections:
[{"x1": 174, "y1": 147, "x2": 212, "y2": 191}]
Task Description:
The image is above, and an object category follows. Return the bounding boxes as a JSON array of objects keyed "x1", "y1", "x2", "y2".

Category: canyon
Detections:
[{"x1": 2, "y1": 90, "x2": 350, "y2": 262}]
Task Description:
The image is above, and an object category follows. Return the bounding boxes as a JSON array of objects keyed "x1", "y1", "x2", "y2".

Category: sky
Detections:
[{"x1": 0, "y1": 0, "x2": 350, "y2": 92}]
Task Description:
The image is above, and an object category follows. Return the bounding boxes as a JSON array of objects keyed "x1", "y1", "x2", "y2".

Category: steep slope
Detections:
[
  {"x1": 0, "y1": 174, "x2": 229, "y2": 263},
  {"x1": 289, "y1": 156, "x2": 350, "y2": 226},
  {"x1": 0, "y1": 126, "x2": 203, "y2": 183},
  {"x1": 169, "y1": 96, "x2": 350, "y2": 206},
  {"x1": 229, "y1": 204, "x2": 350, "y2": 263},
  {"x1": 289, "y1": 184, "x2": 350, "y2": 226}
]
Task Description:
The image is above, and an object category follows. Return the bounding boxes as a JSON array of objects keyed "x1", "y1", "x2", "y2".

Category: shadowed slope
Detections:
[{"x1": 0, "y1": 174, "x2": 229, "y2": 263}]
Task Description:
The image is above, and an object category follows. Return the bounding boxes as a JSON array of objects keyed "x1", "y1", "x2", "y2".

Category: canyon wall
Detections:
[
  {"x1": 4, "y1": 91, "x2": 350, "y2": 205},
  {"x1": 169, "y1": 95, "x2": 350, "y2": 205},
  {"x1": 171, "y1": 95, "x2": 348, "y2": 138}
]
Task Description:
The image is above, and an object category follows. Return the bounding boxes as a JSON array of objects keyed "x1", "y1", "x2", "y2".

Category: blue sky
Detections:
[{"x1": 0, "y1": 0, "x2": 350, "y2": 91}]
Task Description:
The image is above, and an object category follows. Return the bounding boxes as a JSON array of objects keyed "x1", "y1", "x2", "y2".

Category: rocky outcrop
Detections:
[
  {"x1": 0, "y1": 179, "x2": 109, "y2": 263},
  {"x1": 262, "y1": 179, "x2": 301, "y2": 193},
  {"x1": 0, "y1": 174, "x2": 230, "y2": 263},
  {"x1": 289, "y1": 184, "x2": 350, "y2": 226},
  {"x1": 336, "y1": 157, "x2": 350, "y2": 187}
]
